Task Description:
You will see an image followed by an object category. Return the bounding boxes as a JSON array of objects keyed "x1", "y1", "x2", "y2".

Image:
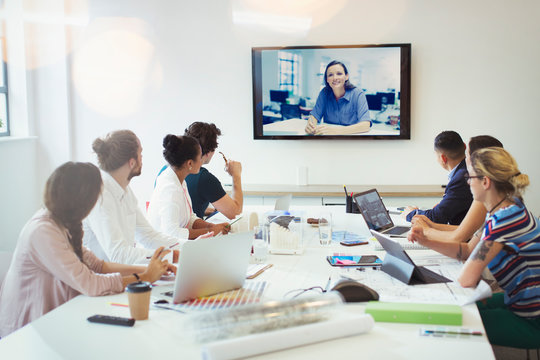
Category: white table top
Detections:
[{"x1": 0, "y1": 206, "x2": 495, "y2": 359}]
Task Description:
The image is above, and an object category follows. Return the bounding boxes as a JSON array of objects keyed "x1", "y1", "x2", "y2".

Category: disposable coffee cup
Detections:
[{"x1": 126, "y1": 281, "x2": 152, "y2": 320}]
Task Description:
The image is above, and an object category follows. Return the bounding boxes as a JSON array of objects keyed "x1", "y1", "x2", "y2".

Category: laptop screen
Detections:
[{"x1": 353, "y1": 189, "x2": 393, "y2": 231}]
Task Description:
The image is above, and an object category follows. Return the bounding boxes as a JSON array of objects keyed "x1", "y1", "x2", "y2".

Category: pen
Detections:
[
  {"x1": 219, "y1": 151, "x2": 228, "y2": 163},
  {"x1": 145, "y1": 242, "x2": 178, "y2": 259},
  {"x1": 324, "y1": 276, "x2": 332, "y2": 292},
  {"x1": 229, "y1": 216, "x2": 243, "y2": 226},
  {"x1": 420, "y1": 328, "x2": 482, "y2": 336},
  {"x1": 343, "y1": 185, "x2": 349, "y2": 197},
  {"x1": 109, "y1": 302, "x2": 129, "y2": 307}
]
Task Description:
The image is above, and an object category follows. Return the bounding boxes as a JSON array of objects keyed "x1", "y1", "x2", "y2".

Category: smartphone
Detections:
[
  {"x1": 340, "y1": 240, "x2": 369, "y2": 246},
  {"x1": 326, "y1": 255, "x2": 382, "y2": 267},
  {"x1": 87, "y1": 315, "x2": 135, "y2": 327}
]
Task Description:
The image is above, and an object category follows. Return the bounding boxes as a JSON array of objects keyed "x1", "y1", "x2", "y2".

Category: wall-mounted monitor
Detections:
[{"x1": 252, "y1": 43, "x2": 411, "y2": 140}]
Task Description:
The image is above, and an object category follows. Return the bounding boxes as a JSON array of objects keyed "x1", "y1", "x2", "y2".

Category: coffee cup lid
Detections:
[{"x1": 126, "y1": 281, "x2": 152, "y2": 293}]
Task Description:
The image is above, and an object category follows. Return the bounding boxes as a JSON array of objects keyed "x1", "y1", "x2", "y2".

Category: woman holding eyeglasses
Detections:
[{"x1": 409, "y1": 147, "x2": 540, "y2": 348}]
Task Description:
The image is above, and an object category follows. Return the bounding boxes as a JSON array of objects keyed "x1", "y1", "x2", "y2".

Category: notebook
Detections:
[
  {"x1": 163, "y1": 232, "x2": 253, "y2": 304},
  {"x1": 370, "y1": 230, "x2": 451, "y2": 285},
  {"x1": 353, "y1": 189, "x2": 410, "y2": 236}
]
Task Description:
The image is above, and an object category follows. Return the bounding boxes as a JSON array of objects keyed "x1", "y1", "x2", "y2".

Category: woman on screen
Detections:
[
  {"x1": 0, "y1": 162, "x2": 174, "y2": 337},
  {"x1": 147, "y1": 135, "x2": 230, "y2": 239},
  {"x1": 305, "y1": 60, "x2": 371, "y2": 135},
  {"x1": 409, "y1": 148, "x2": 540, "y2": 348}
]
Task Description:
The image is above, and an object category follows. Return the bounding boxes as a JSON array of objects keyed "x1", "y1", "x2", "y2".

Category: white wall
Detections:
[
  {"x1": 3, "y1": 0, "x2": 540, "y2": 251},
  {"x1": 66, "y1": 0, "x2": 540, "y2": 214}
]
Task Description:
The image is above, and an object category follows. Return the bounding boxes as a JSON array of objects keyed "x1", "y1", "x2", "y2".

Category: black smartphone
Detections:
[
  {"x1": 340, "y1": 240, "x2": 369, "y2": 246},
  {"x1": 87, "y1": 315, "x2": 135, "y2": 327},
  {"x1": 326, "y1": 255, "x2": 381, "y2": 267}
]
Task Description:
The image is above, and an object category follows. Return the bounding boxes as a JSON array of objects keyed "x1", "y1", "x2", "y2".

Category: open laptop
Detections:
[
  {"x1": 353, "y1": 189, "x2": 410, "y2": 236},
  {"x1": 370, "y1": 230, "x2": 451, "y2": 285},
  {"x1": 274, "y1": 194, "x2": 292, "y2": 211},
  {"x1": 163, "y1": 232, "x2": 253, "y2": 304}
]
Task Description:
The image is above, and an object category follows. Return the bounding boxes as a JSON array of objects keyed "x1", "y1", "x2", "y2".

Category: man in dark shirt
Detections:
[
  {"x1": 403, "y1": 131, "x2": 473, "y2": 225},
  {"x1": 184, "y1": 122, "x2": 243, "y2": 219}
]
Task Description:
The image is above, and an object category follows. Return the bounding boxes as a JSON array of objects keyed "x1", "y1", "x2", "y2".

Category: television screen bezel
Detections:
[{"x1": 252, "y1": 43, "x2": 411, "y2": 140}]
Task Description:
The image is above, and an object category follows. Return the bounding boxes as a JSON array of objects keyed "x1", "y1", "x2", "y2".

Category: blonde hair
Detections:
[{"x1": 471, "y1": 147, "x2": 529, "y2": 200}]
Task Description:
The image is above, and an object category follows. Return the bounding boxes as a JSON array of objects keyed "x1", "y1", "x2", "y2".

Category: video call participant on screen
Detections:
[
  {"x1": 305, "y1": 60, "x2": 371, "y2": 135},
  {"x1": 0, "y1": 162, "x2": 174, "y2": 338},
  {"x1": 83, "y1": 130, "x2": 187, "y2": 264},
  {"x1": 184, "y1": 122, "x2": 243, "y2": 219},
  {"x1": 403, "y1": 131, "x2": 473, "y2": 225},
  {"x1": 147, "y1": 135, "x2": 230, "y2": 239},
  {"x1": 410, "y1": 135, "x2": 504, "y2": 244},
  {"x1": 410, "y1": 148, "x2": 540, "y2": 349}
]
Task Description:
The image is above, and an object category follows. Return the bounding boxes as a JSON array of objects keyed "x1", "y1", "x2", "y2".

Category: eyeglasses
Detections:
[{"x1": 464, "y1": 174, "x2": 484, "y2": 183}]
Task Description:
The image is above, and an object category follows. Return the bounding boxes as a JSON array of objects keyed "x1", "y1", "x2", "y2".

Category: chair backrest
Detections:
[
  {"x1": 0, "y1": 251, "x2": 13, "y2": 289},
  {"x1": 280, "y1": 104, "x2": 301, "y2": 120}
]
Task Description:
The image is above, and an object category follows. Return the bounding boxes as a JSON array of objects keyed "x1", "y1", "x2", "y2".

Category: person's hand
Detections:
[
  {"x1": 410, "y1": 215, "x2": 432, "y2": 229},
  {"x1": 313, "y1": 124, "x2": 340, "y2": 135},
  {"x1": 401, "y1": 206, "x2": 418, "y2": 219},
  {"x1": 195, "y1": 231, "x2": 214, "y2": 240},
  {"x1": 225, "y1": 160, "x2": 242, "y2": 177},
  {"x1": 166, "y1": 263, "x2": 177, "y2": 275},
  {"x1": 142, "y1": 247, "x2": 171, "y2": 283},
  {"x1": 408, "y1": 226, "x2": 429, "y2": 247},
  {"x1": 211, "y1": 222, "x2": 230, "y2": 235},
  {"x1": 305, "y1": 117, "x2": 318, "y2": 134}
]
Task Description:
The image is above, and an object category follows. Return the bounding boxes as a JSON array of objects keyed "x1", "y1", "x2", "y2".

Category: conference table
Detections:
[{"x1": 0, "y1": 205, "x2": 495, "y2": 359}]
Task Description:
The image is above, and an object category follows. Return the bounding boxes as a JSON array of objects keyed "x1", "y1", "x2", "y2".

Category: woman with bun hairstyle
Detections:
[
  {"x1": 409, "y1": 147, "x2": 540, "y2": 348},
  {"x1": 0, "y1": 162, "x2": 174, "y2": 337},
  {"x1": 147, "y1": 135, "x2": 230, "y2": 239}
]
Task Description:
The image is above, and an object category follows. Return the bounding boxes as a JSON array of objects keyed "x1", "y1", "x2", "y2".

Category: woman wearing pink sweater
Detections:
[{"x1": 0, "y1": 162, "x2": 175, "y2": 338}]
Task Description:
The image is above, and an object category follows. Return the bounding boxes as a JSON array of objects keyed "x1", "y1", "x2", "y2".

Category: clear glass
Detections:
[
  {"x1": 318, "y1": 213, "x2": 332, "y2": 246},
  {"x1": 252, "y1": 225, "x2": 269, "y2": 263}
]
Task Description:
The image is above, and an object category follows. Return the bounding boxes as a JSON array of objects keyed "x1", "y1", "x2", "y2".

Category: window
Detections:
[
  {"x1": 0, "y1": 25, "x2": 8, "y2": 137},
  {"x1": 278, "y1": 51, "x2": 301, "y2": 96},
  {"x1": 0, "y1": 24, "x2": 9, "y2": 136}
]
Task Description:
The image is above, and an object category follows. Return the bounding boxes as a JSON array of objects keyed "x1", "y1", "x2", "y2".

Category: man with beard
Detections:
[{"x1": 83, "y1": 130, "x2": 187, "y2": 264}]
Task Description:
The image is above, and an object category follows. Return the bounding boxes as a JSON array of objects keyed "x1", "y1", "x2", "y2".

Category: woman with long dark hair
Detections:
[{"x1": 0, "y1": 162, "x2": 174, "y2": 337}]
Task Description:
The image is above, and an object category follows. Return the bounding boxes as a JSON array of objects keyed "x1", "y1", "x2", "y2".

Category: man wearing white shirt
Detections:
[{"x1": 83, "y1": 130, "x2": 186, "y2": 264}]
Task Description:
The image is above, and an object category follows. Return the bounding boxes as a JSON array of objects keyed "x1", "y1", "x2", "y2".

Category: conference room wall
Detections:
[{"x1": 2, "y1": 0, "x2": 540, "y2": 253}]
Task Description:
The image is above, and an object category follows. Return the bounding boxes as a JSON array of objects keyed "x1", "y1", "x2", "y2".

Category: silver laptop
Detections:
[
  {"x1": 274, "y1": 194, "x2": 292, "y2": 211},
  {"x1": 353, "y1": 189, "x2": 410, "y2": 236},
  {"x1": 165, "y1": 232, "x2": 253, "y2": 304}
]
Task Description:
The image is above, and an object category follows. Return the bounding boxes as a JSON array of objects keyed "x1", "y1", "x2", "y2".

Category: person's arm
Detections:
[
  {"x1": 408, "y1": 225, "x2": 482, "y2": 261},
  {"x1": 458, "y1": 240, "x2": 503, "y2": 288},
  {"x1": 191, "y1": 218, "x2": 230, "y2": 238},
  {"x1": 313, "y1": 121, "x2": 371, "y2": 135},
  {"x1": 212, "y1": 160, "x2": 242, "y2": 219},
  {"x1": 305, "y1": 90, "x2": 325, "y2": 134},
  {"x1": 32, "y1": 222, "x2": 124, "y2": 296},
  {"x1": 101, "y1": 247, "x2": 177, "y2": 288},
  {"x1": 420, "y1": 201, "x2": 487, "y2": 243},
  {"x1": 305, "y1": 115, "x2": 319, "y2": 134}
]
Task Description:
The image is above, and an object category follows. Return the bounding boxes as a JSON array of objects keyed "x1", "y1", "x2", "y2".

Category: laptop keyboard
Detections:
[{"x1": 383, "y1": 226, "x2": 410, "y2": 235}]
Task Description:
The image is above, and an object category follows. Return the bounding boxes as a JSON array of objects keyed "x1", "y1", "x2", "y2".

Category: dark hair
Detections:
[
  {"x1": 471, "y1": 147, "x2": 529, "y2": 200},
  {"x1": 468, "y1": 135, "x2": 503, "y2": 155},
  {"x1": 434, "y1": 131, "x2": 466, "y2": 160},
  {"x1": 44, "y1": 162, "x2": 102, "y2": 262},
  {"x1": 184, "y1": 122, "x2": 222, "y2": 156},
  {"x1": 92, "y1": 130, "x2": 139, "y2": 172},
  {"x1": 162, "y1": 134, "x2": 200, "y2": 168},
  {"x1": 324, "y1": 60, "x2": 356, "y2": 90}
]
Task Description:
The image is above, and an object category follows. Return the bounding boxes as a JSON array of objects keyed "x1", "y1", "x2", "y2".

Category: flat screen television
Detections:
[{"x1": 252, "y1": 43, "x2": 411, "y2": 140}]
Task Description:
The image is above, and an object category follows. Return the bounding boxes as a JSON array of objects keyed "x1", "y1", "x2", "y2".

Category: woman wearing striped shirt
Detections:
[{"x1": 409, "y1": 147, "x2": 540, "y2": 348}]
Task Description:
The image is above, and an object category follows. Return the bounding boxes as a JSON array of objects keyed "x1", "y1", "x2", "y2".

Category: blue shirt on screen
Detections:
[{"x1": 310, "y1": 87, "x2": 371, "y2": 126}]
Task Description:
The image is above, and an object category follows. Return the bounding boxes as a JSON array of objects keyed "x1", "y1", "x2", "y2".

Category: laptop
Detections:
[
  {"x1": 370, "y1": 230, "x2": 451, "y2": 285},
  {"x1": 164, "y1": 232, "x2": 253, "y2": 304},
  {"x1": 353, "y1": 189, "x2": 410, "y2": 236},
  {"x1": 274, "y1": 194, "x2": 292, "y2": 211}
]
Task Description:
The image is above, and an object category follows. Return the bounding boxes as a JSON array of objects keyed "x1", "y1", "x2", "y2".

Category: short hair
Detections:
[
  {"x1": 92, "y1": 130, "x2": 139, "y2": 172},
  {"x1": 162, "y1": 134, "x2": 200, "y2": 168},
  {"x1": 468, "y1": 135, "x2": 503, "y2": 155},
  {"x1": 44, "y1": 162, "x2": 102, "y2": 262},
  {"x1": 471, "y1": 147, "x2": 529, "y2": 200},
  {"x1": 184, "y1": 122, "x2": 221, "y2": 156},
  {"x1": 434, "y1": 131, "x2": 465, "y2": 160}
]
